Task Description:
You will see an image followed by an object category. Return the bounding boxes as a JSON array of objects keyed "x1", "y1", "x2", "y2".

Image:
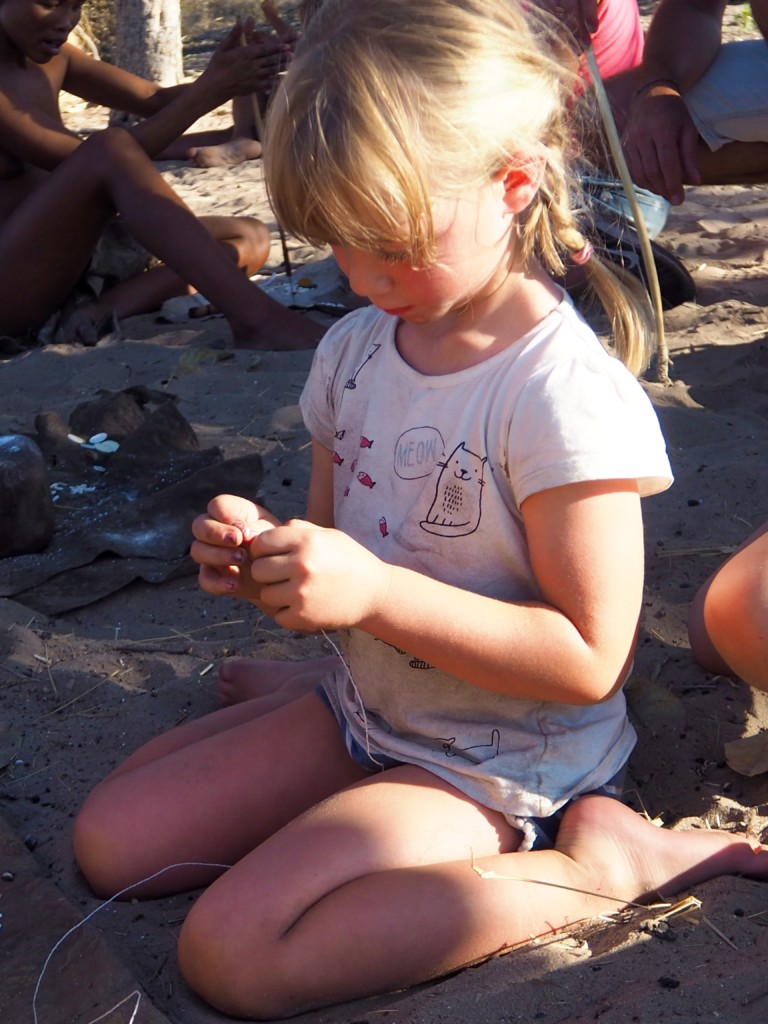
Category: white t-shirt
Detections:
[{"x1": 300, "y1": 299, "x2": 672, "y2": 823}]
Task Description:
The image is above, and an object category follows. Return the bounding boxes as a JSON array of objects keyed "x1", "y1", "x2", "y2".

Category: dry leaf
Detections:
[{"x1": 724, "y1": 731, "x2": 768, "y2": 777}]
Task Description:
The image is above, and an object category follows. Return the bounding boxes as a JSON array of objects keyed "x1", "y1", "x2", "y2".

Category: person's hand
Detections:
[
  {"x1": 622, "y1": 84, "x2": 701, "y2": 205},
  {"x1": 191, "y1": 494, "x2": 281, "y2": 606},
  {"x1": 261, "y1": 0, "x2": 301, "y2": 47},
  {"x1": 247, "y1": 520, "x2": 392, "y2": 632},
  {"x1": 199, "y1": 18, "x2": 290, "y2": 102},
  {"x1": 533, "y1": 0, "x2": 599, "y2": 50}
]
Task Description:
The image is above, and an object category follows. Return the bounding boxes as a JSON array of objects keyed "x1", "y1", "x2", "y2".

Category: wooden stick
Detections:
[
  {"x1": 585, "y1": 46, "x2": 670, "y2": 383},
  {"x1": 242, "y1": 30, "x2": 296, "y2": 295}
]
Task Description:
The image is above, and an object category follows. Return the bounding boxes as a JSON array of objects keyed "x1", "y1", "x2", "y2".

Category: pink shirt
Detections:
[{"x1": 591, "y1": 0, "x2": 644, "y2": 78}]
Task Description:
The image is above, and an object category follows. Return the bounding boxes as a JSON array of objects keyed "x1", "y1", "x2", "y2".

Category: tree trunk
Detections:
[{"x1": 114, "y1": 0, "x2": 183, "y2": 86}]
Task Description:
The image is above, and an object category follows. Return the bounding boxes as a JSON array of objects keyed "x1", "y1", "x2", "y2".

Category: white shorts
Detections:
[{"x1": 686, "y1": 39, "x2": 768, "y2": 151}]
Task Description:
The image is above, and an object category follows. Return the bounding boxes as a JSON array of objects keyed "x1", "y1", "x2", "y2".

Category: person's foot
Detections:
[
  {"x1": 229, "y1": 290, "x2": 325, "y2": 349},
  {"x1": 555, "y1": 793, "x2": 768, "y2": 911},
  {"x1": 217, "y1": 655, "x2": 336, "y2": 706},
  {"x1": 52, "y1": 305, "x2": 120, "y2": 347},
  {"x1": 188, "y1": 138, "x2": 263, "y2": 168}
]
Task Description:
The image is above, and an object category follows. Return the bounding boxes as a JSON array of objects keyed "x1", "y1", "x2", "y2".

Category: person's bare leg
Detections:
[
  {"x1": 179, "y1": 98, "x2": 264, "y2": 167},
  {"x1": 689, "y1": 522, "x2": 768, "y2": 689},
  {"x1": 73, "y1": 692, "x2": 367, "y2": 898},
  {"x1": 189, "y1": 138, "x2": 264, "y2": 168},
  {"x1": 0, "y1": 128, "x2": 321, "y2": 348},
  {"x1": 59, "y1": 213, "x2": 274, "y2": 339},
  {"x1": 177, "y1": 783, "x2": 768, "y2": 1020},
  {"x1": 696, "y1": 140, "x2": 768, "y2": 185},
  {"x1": 217, "y1": 654, "x2": 335, "y2": 705},
  {"x1": 158, "y1": 127, "x2": 233, "y2": 160}
]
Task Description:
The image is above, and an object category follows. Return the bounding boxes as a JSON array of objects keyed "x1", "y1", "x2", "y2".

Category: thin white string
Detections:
[
  {"x1": 84, "y1": 990, "x2": 141, "y2": 1024},
  {"x1": 32, "y1": 860, "x2": 230, "y2": 1024},
  {"x1": 322, "y1": 629, "x2": 384, "y2": 769}
]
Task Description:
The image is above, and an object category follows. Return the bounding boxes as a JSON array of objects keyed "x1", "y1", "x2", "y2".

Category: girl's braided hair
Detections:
[{"x1": 266, "y1": 0, "x2": 653, "y2": 374}]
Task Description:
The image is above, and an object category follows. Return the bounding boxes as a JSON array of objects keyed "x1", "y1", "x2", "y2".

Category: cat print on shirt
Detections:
[{"x1": 421, "y1": 442, "x2": 486, "y2": 537}]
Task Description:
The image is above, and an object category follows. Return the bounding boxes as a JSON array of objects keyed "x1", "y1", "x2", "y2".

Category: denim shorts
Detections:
[
  {"x1": 686, "y1": 40, "x2": 768, "y2": 151},
  {"x1": 316, "y1": 684, "x2": 626, "y2": 851}
]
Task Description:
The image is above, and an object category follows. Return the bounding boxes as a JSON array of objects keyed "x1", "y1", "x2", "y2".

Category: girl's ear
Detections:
[{"x1": 497, "y1": 161, "x2": 545, "y2": 214}]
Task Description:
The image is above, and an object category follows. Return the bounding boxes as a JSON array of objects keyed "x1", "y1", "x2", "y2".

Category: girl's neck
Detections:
[{"x1": 396, "y1": 262, "x2": 561, "y2": 376}]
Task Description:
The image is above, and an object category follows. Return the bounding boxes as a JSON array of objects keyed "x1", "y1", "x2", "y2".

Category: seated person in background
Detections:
[
  {"x1": 193, "y1": 0, "x2": 646, "y2": 169},
  {"x1": 689, "y1": 521, "x2": 768, "y2": 692},
  {"x1": 182, "y1": 0, "x2": 301, "y2": 168},
  {"x1": 612, "y1": 0, "x2": 768, "y2": 206},
  {"x1": 534, "y1": 0, "x2": 698, "y2": 307},
  {"x1": 536, "y1": 0, "x2": 644, "y2": 78},
  {"x1": 0, "y1": 1, "x2": 321, "y2": 349}
]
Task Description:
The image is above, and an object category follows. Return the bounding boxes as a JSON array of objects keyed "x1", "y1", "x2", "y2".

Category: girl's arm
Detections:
[
  {"x1": 360, "y1": 479, "x2": 643, "y2": 705},
  {"x1": 247, "y1": 448, "x2": 645, "y2": 705}
]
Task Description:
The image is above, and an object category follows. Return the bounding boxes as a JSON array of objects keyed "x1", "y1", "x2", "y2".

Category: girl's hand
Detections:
[
  {"x1": 190, "y1": 494, "x2": 281, "y2": 605},
  {"x1": 247, "y1": 520, "x2": 392, "y2": 632},
  {"x1": 199, "y1": 19, "x2": 289, "y2": 102}
]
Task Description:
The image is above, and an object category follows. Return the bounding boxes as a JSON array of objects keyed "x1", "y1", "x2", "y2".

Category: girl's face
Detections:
[
  {"x1": 0, "y1": 0, "x2": 83, "y2": 64},
  {"x1": 331, "y1": 177, "x2": 516, "y2": 325}
]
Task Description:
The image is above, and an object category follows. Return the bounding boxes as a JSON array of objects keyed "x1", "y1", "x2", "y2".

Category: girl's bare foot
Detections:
[
  {"x1": 188, "y1": 138, "x2": 264, "y2": 168},
  {"x1": 555, "y1": 793, "x2": 768, "y2": 911},
  {"x1": 217, "y1": 655, "x2": 337, "y2": 706}
]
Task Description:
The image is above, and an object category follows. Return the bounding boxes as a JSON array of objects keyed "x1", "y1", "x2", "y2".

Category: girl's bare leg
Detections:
[
  {"x1": 74, "y1": 676, "x2": 768, "y2": 1019},
  {"x1": 73, "y1": 692, "x2": 368, "y2": 897},
  {"x1": 177, "y1": 787, "x2": 768, "y2": 1020},
  {"x1": 216, "y1": 654, "x2": 335, "y2": 705},
  {"x1": 0, "y1": 128, "x2": 321, "y2": 348}
]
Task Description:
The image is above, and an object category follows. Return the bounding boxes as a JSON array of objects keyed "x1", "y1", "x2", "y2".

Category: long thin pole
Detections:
[
  {"x1": 242, "y1": 31, "x2": 296, "y2": 296},
  {"x1": 585, "y1": 45, "x2": 670, "y2": 383}
]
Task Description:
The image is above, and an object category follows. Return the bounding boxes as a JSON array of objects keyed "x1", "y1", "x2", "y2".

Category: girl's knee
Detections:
[
  {"x1": 178, "y1": 901, "x2": 294, "y2": 1020},
  {"x1": 72, "y1": 787, "x2": 137, "y2": 898}
]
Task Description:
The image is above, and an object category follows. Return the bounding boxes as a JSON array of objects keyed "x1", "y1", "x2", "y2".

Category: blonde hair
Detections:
[{"x1": 265, "y1": 0, "x2": 653, "y2": 375}]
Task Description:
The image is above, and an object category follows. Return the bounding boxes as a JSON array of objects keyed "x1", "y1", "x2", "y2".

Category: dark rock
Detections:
[{"x1": 0, "y1": 435, "x2": 54, "y2": 557}]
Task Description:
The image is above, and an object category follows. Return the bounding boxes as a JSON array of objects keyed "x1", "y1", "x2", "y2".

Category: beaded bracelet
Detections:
[{"x1": 634, "y1": 77, "x2": 682, "y2": 101}]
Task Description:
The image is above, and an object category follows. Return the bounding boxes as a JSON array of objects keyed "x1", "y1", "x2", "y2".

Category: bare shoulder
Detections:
[
  {"x1": 0, "y1": 48, "x2": 67, "y2": 118},
  {"x1": 0, "y1": 48, "x2": 74, "y2": 177}
]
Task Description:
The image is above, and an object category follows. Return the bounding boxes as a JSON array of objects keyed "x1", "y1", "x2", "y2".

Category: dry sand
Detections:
[{"x1": 2, "y1": 5, "x2": 768, "y2": 1023}]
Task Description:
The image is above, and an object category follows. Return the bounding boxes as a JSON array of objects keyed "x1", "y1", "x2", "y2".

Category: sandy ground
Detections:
[{"x1": 3, "y1": 5, "x2": 768, "y2": 1023}]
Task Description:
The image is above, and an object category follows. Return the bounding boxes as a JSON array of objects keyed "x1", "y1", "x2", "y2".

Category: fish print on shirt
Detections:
[
  {"x1": 344, "y1": 343, "x2": 381, "y2": 390},
  {"x1": 376, "y1": 637, "x2": 434, "y2": 671}
]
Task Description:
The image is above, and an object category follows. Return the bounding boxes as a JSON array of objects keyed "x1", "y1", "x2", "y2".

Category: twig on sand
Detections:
[
  {"x1": 36, "y1": 678, "x2": 107, "y2": 721},
  {"x1": 654, "y1": 544, "x2": 738, "y2": 558},
  {"x1": 702, "y1": 915, "x2": 738, "y2": 949}
]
